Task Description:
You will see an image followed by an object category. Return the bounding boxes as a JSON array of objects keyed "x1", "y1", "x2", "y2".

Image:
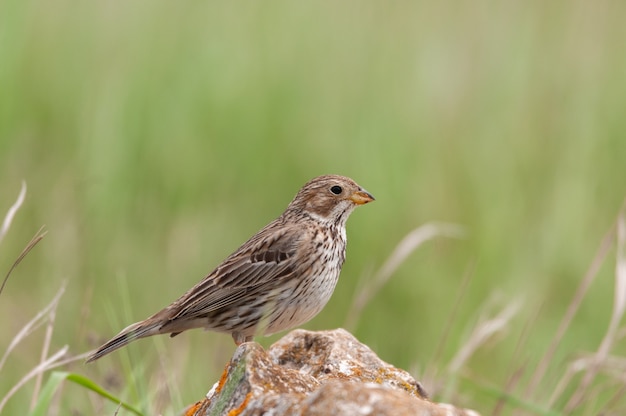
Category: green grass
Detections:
[{"x1": 1, "y1": 0, "x2": 626, "y2": 414}]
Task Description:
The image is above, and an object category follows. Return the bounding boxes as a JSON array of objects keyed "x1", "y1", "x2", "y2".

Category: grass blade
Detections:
[{"x1": 29, "y1": 371, "x2": 143, "y2": 416}]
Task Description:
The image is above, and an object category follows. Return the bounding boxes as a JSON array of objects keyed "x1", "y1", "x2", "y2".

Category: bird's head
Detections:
[{"x1": 286, "y1": 175, "x2": 374, "y2": 225}]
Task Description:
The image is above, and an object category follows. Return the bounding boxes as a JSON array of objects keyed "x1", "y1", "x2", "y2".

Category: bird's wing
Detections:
[{"x1": 165, "y1": 222, "x2": 303, "y2": 320}]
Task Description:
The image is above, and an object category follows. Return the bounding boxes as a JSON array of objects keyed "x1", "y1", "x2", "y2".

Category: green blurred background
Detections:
[{"x1": 1, "y1": 0, "x2": 625, "y2": 414}]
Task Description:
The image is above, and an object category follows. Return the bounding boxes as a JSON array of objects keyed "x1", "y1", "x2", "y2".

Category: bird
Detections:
[{"x1": 86, "y1": 175, "x2": 374, "y2": 362}]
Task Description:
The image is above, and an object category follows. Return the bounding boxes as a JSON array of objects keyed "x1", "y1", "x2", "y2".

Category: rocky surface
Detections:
[{"x1": 184, "y1": 328, "x2": 479, "y2": 416}]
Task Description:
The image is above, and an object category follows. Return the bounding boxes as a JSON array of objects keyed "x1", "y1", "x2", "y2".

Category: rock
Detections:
[{"x1": 185, "y1": 328, "x2": 479, "y2": 416}]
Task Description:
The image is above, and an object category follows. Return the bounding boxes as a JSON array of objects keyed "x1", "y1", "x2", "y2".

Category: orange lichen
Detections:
[
  {"x1": 215, "y1": 361, "x2": 232, "y2": 394},
  {"x1": 375, "y1": 367, "x2": 425, "y2": 398},
  {"x1": 226, "y1": 392, "x2": 253, "y2": 416},
  {"x1": 184, "y1": 400, "x2": 203, "y2": 416}
]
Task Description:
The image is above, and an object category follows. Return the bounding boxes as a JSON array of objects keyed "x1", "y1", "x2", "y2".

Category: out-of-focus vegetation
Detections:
[{"x1": 1, "y1": 0, "x2": 625, "y2": 414}]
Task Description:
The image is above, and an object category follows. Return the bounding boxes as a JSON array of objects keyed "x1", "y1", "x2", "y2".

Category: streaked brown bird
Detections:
[{"x1": 87, "y1": 175, "x2": 374, "y2": 362}]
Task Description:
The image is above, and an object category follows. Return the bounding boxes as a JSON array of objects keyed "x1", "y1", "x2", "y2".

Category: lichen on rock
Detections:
[{"x1": 186, "y1": 328, "x2": 479, "y2": 416}]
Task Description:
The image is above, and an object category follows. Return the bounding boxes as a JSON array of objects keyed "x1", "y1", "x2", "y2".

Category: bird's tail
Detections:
[{"x1": 86, "y1": 319, "x2": 162, "y2": 363}]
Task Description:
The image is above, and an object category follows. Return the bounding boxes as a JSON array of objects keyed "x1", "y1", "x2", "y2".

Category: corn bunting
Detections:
[{"x1": 87, "y1": 175, "x2": 374, "y2": 362}]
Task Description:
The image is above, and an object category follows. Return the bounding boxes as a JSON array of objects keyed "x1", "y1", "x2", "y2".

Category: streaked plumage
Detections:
[{"x1": 86, "y1": 175, "x2": 374, "y2": 362}]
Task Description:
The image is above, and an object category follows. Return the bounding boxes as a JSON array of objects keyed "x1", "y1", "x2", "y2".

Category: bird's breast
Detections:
[
  {"x1": 294, "y1": 227, "x2": 346, "y2": 309},
  {"x1": 263, "y1": 224, "x2": 348, "y2": 335}
]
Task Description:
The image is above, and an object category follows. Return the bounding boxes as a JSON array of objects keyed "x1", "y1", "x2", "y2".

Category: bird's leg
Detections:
[{"x1": 232, "y1": 332, "x2": 253, "y2": 345}]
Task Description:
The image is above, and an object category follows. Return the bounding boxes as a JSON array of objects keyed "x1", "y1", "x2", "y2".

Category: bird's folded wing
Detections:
[{"x1": 167, "y1": 225, "x2": 302, "y2": 319}]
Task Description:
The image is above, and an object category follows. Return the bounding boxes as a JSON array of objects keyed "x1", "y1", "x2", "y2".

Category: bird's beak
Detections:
[{"x1": 350, "y1": 189, "x2": 375, "y2": 205}]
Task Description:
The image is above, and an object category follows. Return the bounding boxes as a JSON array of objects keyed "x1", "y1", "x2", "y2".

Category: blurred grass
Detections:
[{"x1": 1, "y1": 0, "x2": 625, "y2": 413}]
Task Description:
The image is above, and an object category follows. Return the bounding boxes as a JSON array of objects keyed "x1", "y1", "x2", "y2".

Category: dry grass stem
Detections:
[
  {"x1": 0, "y1": 283, "x2": 66, "y2": 372},
  {"x1": 0, "y1": 346, "x2": 68, "y2": 413},
  {"x1": 448, "y1": 298, "x2": 521, "y2": 373},
  {"x1": 548, "y1": 356, "x2": 586, "y2": 408},
  {"x1": 30, "y1": 292, "x2": 60, "y2": 411},
  {"x1": 423, "y1": 260, "x2": 475, "y2": 388},
  {"x1": 346, "y1": 222, "x2": 465, "y2": 329},
  {"x1": 0, "y1": 181, "x2": 26, "y2": 245},
  {"x1": 493, "y1": 303, "x2": 546, "y2": 415},
  {"x1": 0, "y1": 226, "x2": 47, "y2": 297},
  {"x1": 605, "y1": 381, "x2": 626, "y2": 411},
  {"x1": 492, "y1": 362, "x2": 528, "y2": 416},
  {"x1": 551, "y1": 353, "x2": 626, "y2": 410},
  {"x1": 591, "y1": 354, "x2": 626, "y2": 382},
  {"x1": 564, "y1": 203, "x2": 626, "y2": 411},
  {"x1": 525, "y1": 220, "x2": 617, "y2": 399},
  {"x1": 0, "y1": 345, "x2": 90, "y2": 413}
]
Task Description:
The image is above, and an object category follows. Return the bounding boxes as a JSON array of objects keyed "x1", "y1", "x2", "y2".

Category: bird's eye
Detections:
[{"x1": 330, "y1": 185, "x2": 343, "y2": 195}]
